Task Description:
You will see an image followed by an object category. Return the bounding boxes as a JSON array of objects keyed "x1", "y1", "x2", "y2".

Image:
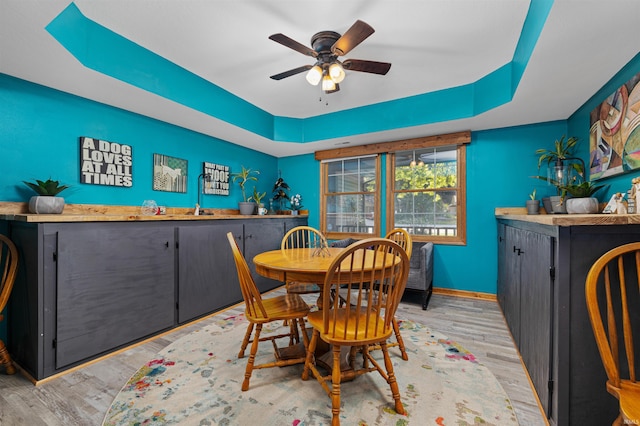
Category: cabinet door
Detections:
[
  {"x1": 519, "y1": 229, "x2": 554, "y2": 417},
  {"x1": 55, "y1": 223, "x2": 175, "y2": 369},
  {"x1": 500, "y1": 226, "x2": 522, "y2": 345},
  {"x1": 243, "y1": 220, "x2": 287, "y2": 292},
  {"x1": 177, "y1": 222, "x2": 243, "y2": 323}
]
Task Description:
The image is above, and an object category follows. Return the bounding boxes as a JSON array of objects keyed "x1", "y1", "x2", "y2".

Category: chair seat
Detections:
[
  {"x1": 307, "y1": 308, "x2": 393, "y2": 346},
  {"x1": 286, "y1": 281, "x2": 321, "y2": 294},
  {"x1": 615, "y1": 381, "x2": 640, "y2": 422},
  {"x1": 247, "y1": 294, "x2": 310, "y2": 323}
]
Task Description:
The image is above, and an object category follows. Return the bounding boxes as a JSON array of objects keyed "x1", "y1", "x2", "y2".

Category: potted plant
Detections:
[
  {"x1": 526, "y1": 189, "x2": 539, "y2": 215},
  {"x1": 231, "y1": 166, "x2": 259, "y2": 215},
  {"x1": 272, "y1": 176, "x2": 290, "y2": 213},
  {"x1": 290, "y1": 193, "x2": 303, "y2": 215},
  {"x1": 251, "y1": 187, "x2": 267, "y2": 215},
  {"x1": 560, "y1": 180, "x2": 605, "y2": 214},
  {"x1": 533, "y1": 136, "x2": 585, "y2": 214},
  {"x1": 23, "y1": 178, "x2": 69, "y2": 214}
]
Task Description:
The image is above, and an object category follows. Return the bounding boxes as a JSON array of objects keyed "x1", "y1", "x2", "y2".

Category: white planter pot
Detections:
[
  {"x1": 29, "y1": 196, "x2": 65, "y2": 214},
  {"x1": 565, "y1": 197, "x2": 599, "y2": 214}
]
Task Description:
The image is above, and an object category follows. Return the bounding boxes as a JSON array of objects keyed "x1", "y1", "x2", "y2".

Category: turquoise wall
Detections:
[
  {"x1": 0, "y1": 74, "x2": 278, "y2": 208},
  {"x1": 275, "y1": 121, "x2": 568, "y2": 295},
  {"x1": 567, "y1": 51, "x2": 640, "y2": 195}
]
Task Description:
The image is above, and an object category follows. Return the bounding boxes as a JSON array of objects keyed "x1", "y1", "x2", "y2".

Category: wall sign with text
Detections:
[
  {"x1": 80, "y1": 137, "x2": 133, "y2": 187},
  {"x1": 203, "y1": 161, "x2": 230, "y2": 195}
]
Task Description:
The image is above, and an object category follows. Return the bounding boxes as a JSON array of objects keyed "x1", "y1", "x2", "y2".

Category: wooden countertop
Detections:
[
  {"x1": 0, "y1": 213, "x2": 308, "y2": 223},
  {"x1": 0, "y1": 202, "x2": 308, "y2": 223},
  {"x1": 495, "y1": 207, "x2": 640, "y2": 226}
]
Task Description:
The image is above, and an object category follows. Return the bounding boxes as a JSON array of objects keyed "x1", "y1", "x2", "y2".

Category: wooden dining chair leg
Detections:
[
  {"x1": 392, "y1": 318, "x2": 409, "y2": 361},
  {"x1": 331, "y1": 345, "x2": 343, "y2": 426},
  {"x1": 242, "y1": 323, "x2": 263, "y2": 391},
  {"x1": 0, "y1": 340, "x2": 15, "y2": 375},
  {"x1": 381, "y1": 341, "x2": 405, "y2": 415},
  {"x1": 238, "y1": 322, "x2": 254, "y2": 358},
  {"x1": 301, "y1": 329, "x2": 319, "y2": 381}
]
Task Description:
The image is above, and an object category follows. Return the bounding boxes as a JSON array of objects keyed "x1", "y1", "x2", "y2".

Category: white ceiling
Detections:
[{"x1": 2, "y1": 0, "x2": 640, "y2": 157}]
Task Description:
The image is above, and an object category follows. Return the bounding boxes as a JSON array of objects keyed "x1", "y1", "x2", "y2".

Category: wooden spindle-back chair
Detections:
[
  {"x1": 382, "y1": 228, "x2": 412, "y2": 360},
  {"x1": 302, "y1": 238, "x2": 409, "y2": 425},
  {"x1": 0, "y1": 234, "x2": 18, "y2": 375},
  {"x1": 227, "y1": 232, "x2": 310, "y2": 391},
  {"x1": 281, "y1": 226, "x2": 329, "y2": 294},
  {"x1": 586, "y1": 242, "x2": 640, "y2": 425}
]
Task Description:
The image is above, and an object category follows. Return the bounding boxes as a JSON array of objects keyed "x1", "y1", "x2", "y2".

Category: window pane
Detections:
[
  {"x1": 393, "y1": 188, "x2": 457, "y2": 236},
  {"x1": 393, "y1": 147, "x2": 458, "y2": 240},
  {"x1": 325, "y1": 194, "x2": 375, "y2": 234},
  {"x1": 326, "y1": 157, "x2": 376, "y2": 194}
]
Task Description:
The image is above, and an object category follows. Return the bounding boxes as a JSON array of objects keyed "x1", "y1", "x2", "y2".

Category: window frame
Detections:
[
  {"x1": 386, "y1": 144, "x2": 467, "y2": 245},
  {"x1": 316, "y1": 131, "x2": 469, "y2": 245}
]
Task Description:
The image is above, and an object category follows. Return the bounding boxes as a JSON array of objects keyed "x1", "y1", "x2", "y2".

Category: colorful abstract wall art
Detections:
[{"x1": 590, "y1": 71, "x2": 640, "y2": 180}]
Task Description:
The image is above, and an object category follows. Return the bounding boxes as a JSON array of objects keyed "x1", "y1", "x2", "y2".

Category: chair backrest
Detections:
[
  {"x1": 586, "y1": 242, "x2": 640, "y2": 394},
  {"x1": 384, "y1": 228, "x2": 412, "y2": 258},
  {"x1": 281, "y1": 226, "x2": 328, "y2": 250},
  {"x1": 321, "y1": 238, "x2": 409, "y2": 341},
  {"x1": 0, "y1": 234, "x2": 18, "y2": 316},
  {"x1": 226, "y1": 232, "x2": 268, "y2": 320}
]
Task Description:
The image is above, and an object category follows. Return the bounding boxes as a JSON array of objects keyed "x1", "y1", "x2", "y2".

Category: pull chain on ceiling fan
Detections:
[{"x1": 269, "y1": 20, "x2": 392, "y2": 94}]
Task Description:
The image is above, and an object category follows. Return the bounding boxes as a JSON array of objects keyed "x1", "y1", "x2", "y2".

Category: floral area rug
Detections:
[{"x1": 103, "y1": 314, "x2": 519, "y2": 426}]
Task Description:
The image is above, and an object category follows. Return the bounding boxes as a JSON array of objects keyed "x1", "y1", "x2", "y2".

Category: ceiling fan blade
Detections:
[
  {"x1": 331, "y1": 20, "x2": 375, "y2": 56},
  {"x1": 342, "y1": 59, "x2": 391, "y2": 75},
  {"x1": 269, "y1": 33, "x2": 318, "y2": 58},
  {"x1": 270, "y1": 65, "x2": 312, "y2": 80}
]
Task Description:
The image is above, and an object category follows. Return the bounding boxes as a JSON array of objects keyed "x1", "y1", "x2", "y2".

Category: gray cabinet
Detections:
[
  {"x1": 243, "y1": 217, "x2": 306, "y2": 292},
  {"x1": 498, "y1": 224, "x2": 554, "y2": 416},
  {"x1": 497, "y1": 218, "x2": 640, "y2": 426},
  {"x1": 9, "y1": 221, "x2": 176, "y2": 379},
  {"x1": 6, "y1": 215, "x2": 307, "y2": 380},
  {"x1": 177, "y1": 221, "x2": 243, "y2": 323}
]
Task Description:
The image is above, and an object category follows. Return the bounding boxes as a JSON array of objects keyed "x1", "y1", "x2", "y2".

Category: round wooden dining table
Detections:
[
  {"x1": 253, "y1": 246, "x2": 402, "y2": 288},
  {"x1": 253, "y1": 247, "x2": 344, "y2": 286},
  {"x1": 253, "y1": 245, "x2": 403, "y2": 375}
]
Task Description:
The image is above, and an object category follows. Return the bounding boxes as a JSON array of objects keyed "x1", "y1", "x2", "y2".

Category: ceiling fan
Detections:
[{"x1": 269, "y1": 20, "x2": 391, "y2": 94}]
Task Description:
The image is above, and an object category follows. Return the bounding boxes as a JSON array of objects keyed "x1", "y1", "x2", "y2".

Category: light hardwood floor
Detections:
[{"x1": 0, "y1": 289, "x2": 547, "y2": 425}]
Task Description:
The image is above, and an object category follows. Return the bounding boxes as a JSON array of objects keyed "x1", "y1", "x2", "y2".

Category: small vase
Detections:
[
  {"x1": 526, "y1": 199, "x2": 540, "y2": 215},
  {"x1": 29, "y1": 196, "x2": 65, "y2": 214},
  {"x1": 549, "y1": 195, "x2": 567, "y2": 214},
  {"x1": 291, "y1": 210, "x2": 299, "y2": 216}
]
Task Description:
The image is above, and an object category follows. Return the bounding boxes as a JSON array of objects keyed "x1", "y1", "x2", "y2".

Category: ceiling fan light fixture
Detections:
[
  {"x1": 322, "y1": 74, "x2": 336, "y2": 91},
  {"x1": 328, "y1": 62, "x2": 345, "y2": 83},
  {"x1": 305, "y1": 65, "x2": 322, "y2": 86}
]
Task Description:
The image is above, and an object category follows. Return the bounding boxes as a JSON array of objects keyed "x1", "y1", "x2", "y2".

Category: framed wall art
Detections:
[
  {"x1": 590, "y1": 71, "x2": 640, "y2": 180},
  {"x1": 153, "y1": 153, "x2": 187, "y2": 193},
  {"x1": 202, "y1": 161, "x2": 230, "y2": 195},
  {"x1": 80, "y1": 137, "x2": 133, "y2": 187}
]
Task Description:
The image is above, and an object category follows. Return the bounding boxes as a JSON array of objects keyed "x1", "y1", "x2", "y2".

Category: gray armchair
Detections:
[
  {"x1": 406, "y1": 242, "x2": 434, "y2": 310},
  {"x1": 330, "y1": 238, "x2": 434, "y2": 310}
]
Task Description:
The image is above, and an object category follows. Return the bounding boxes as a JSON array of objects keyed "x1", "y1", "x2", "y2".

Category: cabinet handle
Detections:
[
  {"x1": 165, "y1": 241, "x2": 169, "y2": 248},
  {"x1": 513, "y1": 246, "x2": 524, "y2": 255},
  {"x1": 245, "y1": 234, "x2": 253, "y2": 240}
]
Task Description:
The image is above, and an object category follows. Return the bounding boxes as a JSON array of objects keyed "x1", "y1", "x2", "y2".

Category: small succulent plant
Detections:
[{"x1": 23, "y1": 178, "x2": 69, "y2": 196}]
